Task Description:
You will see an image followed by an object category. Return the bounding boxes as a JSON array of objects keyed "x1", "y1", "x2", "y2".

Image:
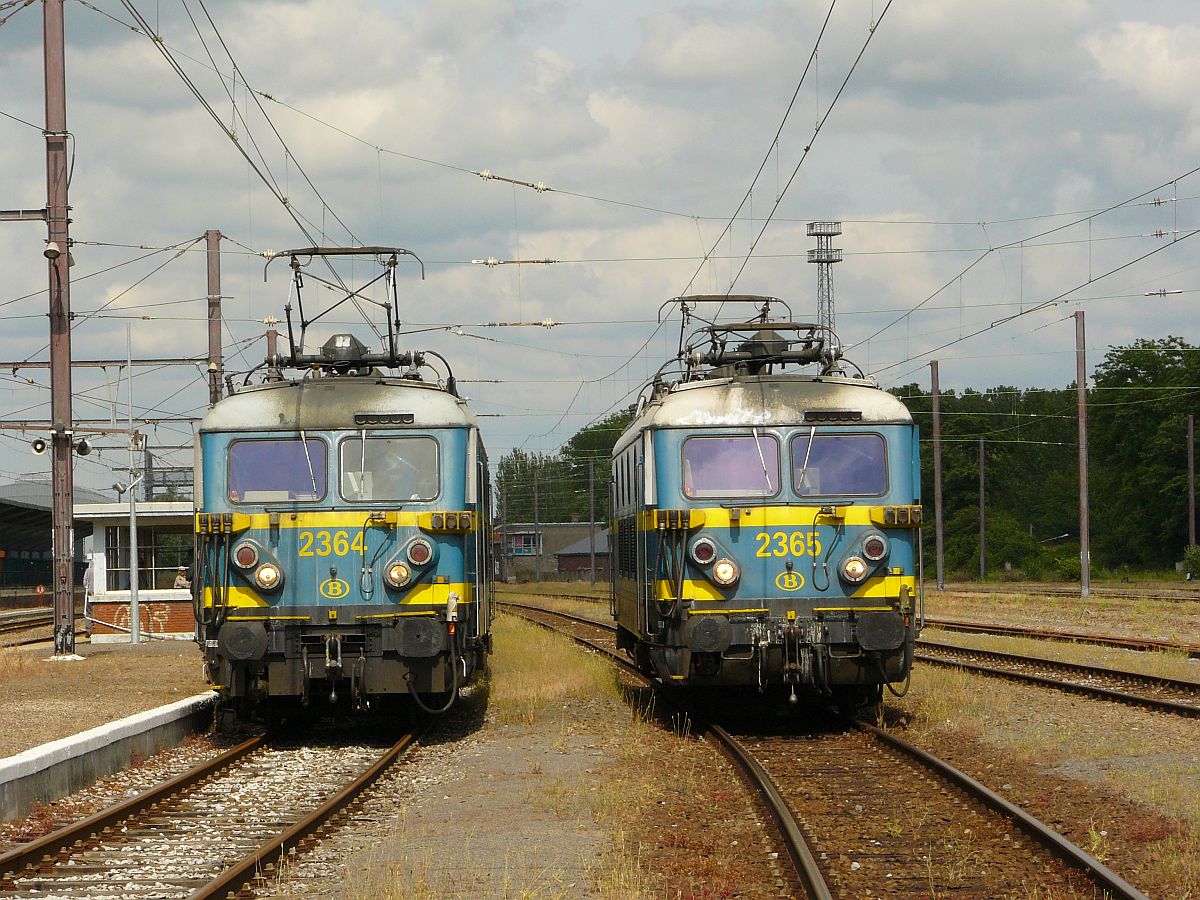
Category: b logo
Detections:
[
  {"x1": 775, "y1": 571, "x2": 805, "y2": 592},
  {"x1": 319, "y1": 578, "x2": 350, "y2": 600}
]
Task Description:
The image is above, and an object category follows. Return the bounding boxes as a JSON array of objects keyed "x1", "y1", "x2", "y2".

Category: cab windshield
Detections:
[
  {"x1": 228, "y1": 438, "x2": 326, "y2": 502},
  {"x1": 340, "y1": 435, "x2": 439, "y2": 501},
  {"x1": 681, "y1": 434, "x2": 779, "y2": 498},
  {"x1": 791, "y1": 432, "x2": 887, "y2": 497}
]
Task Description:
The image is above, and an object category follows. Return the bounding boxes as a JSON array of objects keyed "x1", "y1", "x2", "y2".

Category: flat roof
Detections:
[{"x1": 74, "y1": 501, "x2": 193, "y2": 521}]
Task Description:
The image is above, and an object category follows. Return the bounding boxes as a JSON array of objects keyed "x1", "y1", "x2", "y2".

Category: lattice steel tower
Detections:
[{"x1": 807, "y1": 221, "x2": 842, "y2": 337}]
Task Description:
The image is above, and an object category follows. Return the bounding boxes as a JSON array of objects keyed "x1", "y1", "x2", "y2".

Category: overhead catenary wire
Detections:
[
  {"x1": 117, "y1": 1, "x2": 384, "y2": 345},
  {"x1": 73, "y1": 0, "x2": 1199, "y2": 238},
  {"x1": 16, "y1": 236, "x2": 205, "y2": 365},
  {"x1": 869, "y1": 225, "x2": 1200, "y2": 377},
  {"x1": 855, "y1": 163, "x2": 1200, "y2": 351},
  {"x1": 23, "y1": 0, "x2": 1195, "y2": 475},
  {"x1": 0, "y1": 239, "x2": 207, "y2": 311},
  {"x1": 564, "y1": 2, "x2": 849, "y2": 436},
  {"x1": 721, "y1": 0, "x2": 895, "y2": 304}
]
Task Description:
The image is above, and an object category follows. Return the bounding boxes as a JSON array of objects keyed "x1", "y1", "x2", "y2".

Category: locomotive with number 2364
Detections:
[{"x1": 193, "y1": 247, "x2": 493, "y2": 726}]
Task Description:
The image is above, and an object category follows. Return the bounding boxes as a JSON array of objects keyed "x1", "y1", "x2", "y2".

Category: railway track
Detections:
[
  {"x1": 504, "y1": 588, "x2": 1200, "y2": 658},
  {"x1": 0, "y1": 609, "x2": 53, "y2": 636},
  {"x1": 916, "y1": 639, "x2": 1200, "y2": 718},
  {"x1": 942, "y1": 582, "x2": 1200, "y2": 602},
  {"x1": 504, "y1": 600, "x2": 1200, "y2": 717},
  {"x1": 925, "y1": 616, "x2": 1200, "y2": 658},
  {"x1": 499, "y1": 600, "x2": 1148, "y2": 899},
  {"x1": 0, "y1": 608, "x2": 85, "y2": 649},
  {"x1": 0, "y1": 728, "x2": 418, "y2": 898}
]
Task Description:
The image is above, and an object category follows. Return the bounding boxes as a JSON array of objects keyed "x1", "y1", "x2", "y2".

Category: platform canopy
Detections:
[{"x1": 0, "y1": 480, "x2": 106, "y2": 552}]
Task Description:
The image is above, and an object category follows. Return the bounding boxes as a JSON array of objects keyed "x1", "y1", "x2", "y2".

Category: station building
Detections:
[{"x1": 73, "y1": 500, "x2": 195, "y2": 641}]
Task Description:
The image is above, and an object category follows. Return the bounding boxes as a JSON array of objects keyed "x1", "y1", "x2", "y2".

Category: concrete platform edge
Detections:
[{"x1": 0, "y1": 691, "x2": 217, "y2": 822}]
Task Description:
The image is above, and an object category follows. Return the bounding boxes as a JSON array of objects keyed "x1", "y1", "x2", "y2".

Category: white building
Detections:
[{"x1": 73, "y1": 501, "x2": 195, "y2": 641}]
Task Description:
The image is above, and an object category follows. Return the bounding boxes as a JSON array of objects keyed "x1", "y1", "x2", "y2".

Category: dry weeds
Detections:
[
  {"x1": 924, "y1": 588, "x2": 1200, "y2": 645},
  {"x1": 922, "y1": 626, "x2": 1200, "y2": 684},
  {"x1": 488, "y1": 612, "x2": 620, "y2": 726},
  {"x1": 892, "y1": 660, "x2": 1200, "y2": 892},
  {"x1": 0, "y1": 648, "x2": 34, "y2": 682}
]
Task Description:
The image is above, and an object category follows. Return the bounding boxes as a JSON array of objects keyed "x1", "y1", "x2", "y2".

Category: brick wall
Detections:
[{"x1": 90, "y1": 597, "x2": 194, "y2": 639}]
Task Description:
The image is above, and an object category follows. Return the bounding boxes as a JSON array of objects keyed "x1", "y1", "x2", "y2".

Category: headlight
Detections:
[
  {"x1": 862, "y1": 533, "x2": 888, "y2": 562},
  {"x1": 690, "y1": 537, "x2": 717, "y2": 565},
  {"x1": 407, "y1": 539, "x2": 433, "y2": 566},
  {"x1": 840, "y1": 555, "x2": 869, "y2": 584},
  {"x1": 385, "y1": 561, "x2": 412, "y2": 588},
  {"x1": 233, "y1": 542, "x2": 259, "y2": 569},
  {"x1": 254, "y1": 563, "x2": 282, "y2": 590},
  {"x1": 711, "y1": 558, "x2": 739, "y2": 586}
]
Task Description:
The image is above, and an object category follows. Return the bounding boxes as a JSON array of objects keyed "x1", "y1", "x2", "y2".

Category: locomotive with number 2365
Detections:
[{"x1": 610, "y1": 297, "x2": 923, "y2": 715}]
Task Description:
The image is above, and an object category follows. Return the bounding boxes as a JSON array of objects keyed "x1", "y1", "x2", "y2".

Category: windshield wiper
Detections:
[
  {"x1": 299, "y1": 430, "x2": 318, "y2": 496},
  {"x1": 796, "y1": 424, "x2": 817, "y2": 495},
  {"x1": 751, "y1": 426, "x2": 773, "y2": 494}
]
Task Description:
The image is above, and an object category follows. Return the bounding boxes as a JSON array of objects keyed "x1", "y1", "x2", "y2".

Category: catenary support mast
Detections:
[
  {"x1": 1075, "y1": 311, "x2": 1091, "y2": 598},
  {"x1": 45, "y1": 0, "x2": 76, "y2": 656},
  {"x1": 206, "y1": 229, "x2": 223, "y2": 406}
]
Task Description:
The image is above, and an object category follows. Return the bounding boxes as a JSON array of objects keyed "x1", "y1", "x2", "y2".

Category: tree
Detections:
[
  {"x1": 494, "y1": 407, "x2": 634, "y2": 524},
  {"x1": 1089, "y1": 337, "x2": 1200, "y2": 567}
]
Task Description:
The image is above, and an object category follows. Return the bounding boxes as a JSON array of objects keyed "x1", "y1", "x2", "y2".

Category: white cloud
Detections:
[
  {"x1": 0, "y1": 0, "x2": 1198, "y2": 483},
  {"x1": 1087, "y1": 21, "x2": 1200, "y2": 114}
]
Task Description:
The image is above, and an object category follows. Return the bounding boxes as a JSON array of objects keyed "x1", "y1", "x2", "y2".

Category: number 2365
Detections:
[{"x1": 755, "y1": 530, "x2": 822, "y2": 558}]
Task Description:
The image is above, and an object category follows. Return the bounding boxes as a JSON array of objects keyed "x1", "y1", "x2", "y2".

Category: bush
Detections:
[
  {"x1": 942, "y1": 508, "x2": 1045, "y2": 578},
  {"x1": 1184, "y1": 545, "x2": 1200, "y2": 579}
]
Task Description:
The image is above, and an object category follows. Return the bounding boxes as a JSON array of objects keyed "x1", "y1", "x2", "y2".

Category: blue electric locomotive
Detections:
[
  {"x1": 611, "y1": 298, "x2": 922, "y2": 713},
  {"x1": 195, "y1": 248, "x2": 493, "y2": 724}
]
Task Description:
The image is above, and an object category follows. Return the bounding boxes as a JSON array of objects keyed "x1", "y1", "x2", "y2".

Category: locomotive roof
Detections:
[
  {"x1": 614, "y1": 374, "x2": 912, "y2": 452},
  {"x1": 200, "y1": 375, "x2": 476, "y2": 433}
]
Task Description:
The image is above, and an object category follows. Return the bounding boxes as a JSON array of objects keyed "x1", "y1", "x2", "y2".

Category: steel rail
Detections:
[
  {"x1": 0, "y1": 609, "x2": 56, "y2": 633},
  {"x1": 497, "y1": 588, "x2": 607, "y2": 604},
  {"x1": 191, "y1": 729, "x2": 419, "y2": 899},
  {"x1": 704, "y1": 723, "x2": 832, "y2": 900},
  {"x1": 504, "y1": 598, "x2": 1153, "y2": 899},
  {"x1": 915, "y1": 648, "x2": 1200, "y2": 719},
  {"x1": 496, "y1": 589, "x2": 1199, "y2": 658},
  {"x1": 500, "y1": 599, "x2": 615, "y2": 633},
  {"x1": 864, "y1": 723, "x2": 1148, "y2": 900},
  {"x1": 499, "y1": 601, "x2": 830, "y2": 899},
  {"x1": 501, "y1": 602, "x2": 1200, "y2": 716},
  {"x1": 0, "y1": 736, "x2": 262, "y2": 879},
  {"x1": 919, "y1": 638, "x2": 1200, "y2": 692},
  {"x1": 0, "y1": 611, "x2": 83, "y2": 647},
  {"x1": 925, "y1": 616, "x2": 1200, "y2": 658},
  {"x1": 943, "y1": 583, "x2": 1200, "y2": 602}
]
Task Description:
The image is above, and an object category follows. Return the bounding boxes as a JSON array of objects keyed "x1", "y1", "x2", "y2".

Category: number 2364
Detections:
[
  {"x1": 298, "y1": 530, "x2": 365, "y2": 557},
  {"x1": 754, "y1": 531, "x2": 822, "y2": 558}
]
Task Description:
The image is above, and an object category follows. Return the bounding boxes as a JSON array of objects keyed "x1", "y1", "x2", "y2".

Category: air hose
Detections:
[{"x1": 405, "y1": 630, "x2": 461, "y2": 714}]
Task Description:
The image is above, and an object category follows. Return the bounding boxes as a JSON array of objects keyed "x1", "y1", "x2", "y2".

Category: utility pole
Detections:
[
  {"x1": 588, "y1": 457, "x2": 596, "y2": 586},
  {"x1": 499, "y1": 485, "x2": 507, "y2": 583},
  {"x1": 930, "y1": 361, "x2": 945, "y2": 590},
  {"x1": 1075, "y1": 311, "x2": 1091, "y2": 598},
  {"x1": 978, "y1": 438, "x2": 986, "y2": 581},
  {"x1": 533, "y1": 470, "x2": 541, "y2": 583},
  {"x1": 206, "y1": 229, "x2": 223, "y2": 406},
  {"x1": 127, "y1": 327, "x2": 141, "y2": 644},
  {"x1": 45, "y1": 0, "x2": 75, "y2": 657},
  {"x1": 1187, "y1": 414, "x2": 1195, "y2": 548}
]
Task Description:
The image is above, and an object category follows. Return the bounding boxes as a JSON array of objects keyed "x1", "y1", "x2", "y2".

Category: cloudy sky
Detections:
[{"x1": 0, "y1": 0, "x2": 1196, "y2": 495}]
